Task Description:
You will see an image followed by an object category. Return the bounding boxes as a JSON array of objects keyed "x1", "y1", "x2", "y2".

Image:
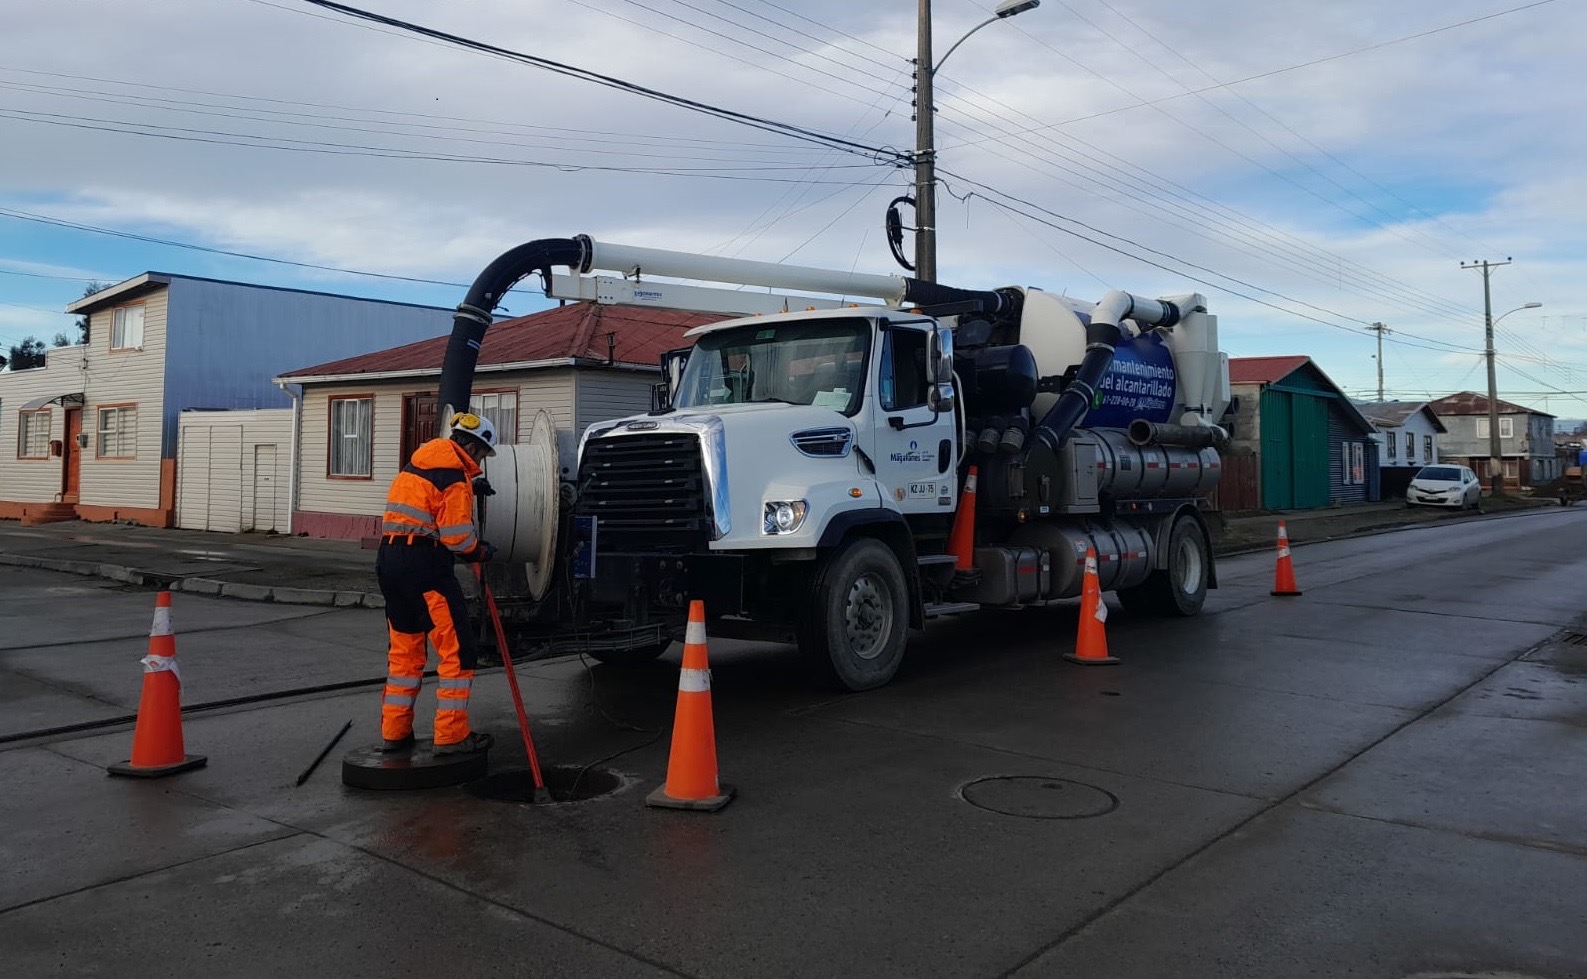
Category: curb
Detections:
[{"x1": 0, "y1": 552, "x2": 384, "y2": 608}]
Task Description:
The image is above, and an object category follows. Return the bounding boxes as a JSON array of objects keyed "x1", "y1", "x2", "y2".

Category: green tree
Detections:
[
  {"x1": 6, "y1": 336, "x2": 47, "y2": 370},
  {"x1": 74, "y1": 280, "x2": 107, "y2": 344}
]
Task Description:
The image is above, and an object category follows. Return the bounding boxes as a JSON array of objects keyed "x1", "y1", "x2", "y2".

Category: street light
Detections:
[
  {"x1": 1484, "y1": 299, "x2": 1542, "y2": 495},
  {"x1": 914, "y1": 0, "x2": 1041, "y2": 282}
]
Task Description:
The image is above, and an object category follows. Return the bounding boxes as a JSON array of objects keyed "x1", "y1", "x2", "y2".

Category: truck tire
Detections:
[
  {"x1": 799, "y1": 537, "x2": 909, "y2": 691},
  {"x1": 587, "y1": 641, "x2": 671, "y2": 666},
  {"x1": 1117, "y1": 515, "x2": 1209, "y2": 617}
]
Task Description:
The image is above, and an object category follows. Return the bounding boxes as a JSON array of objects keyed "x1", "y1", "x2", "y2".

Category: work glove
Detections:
[
  {"x1": 464, "y1": 542, "x2": 497, "y2": 563},
  {"x1": 472, "y1": 477, "x2": 495, "y2": 498}
]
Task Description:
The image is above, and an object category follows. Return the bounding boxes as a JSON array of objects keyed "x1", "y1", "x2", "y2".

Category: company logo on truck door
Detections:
[
  {"x1": 889, "y1": 440, "x2": 935, "y2": 465},
  {"x1": 1086, "y1": 333, "x2": 1177, "y2": 427}
]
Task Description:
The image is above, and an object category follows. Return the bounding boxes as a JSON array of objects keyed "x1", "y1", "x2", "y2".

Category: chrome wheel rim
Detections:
[
  {"x1": 844, "y1": 572, "x2": 891, "y2": 660},
  {"x1": 1174, "y1": 534, "x2": 1204, "y2": 596}
]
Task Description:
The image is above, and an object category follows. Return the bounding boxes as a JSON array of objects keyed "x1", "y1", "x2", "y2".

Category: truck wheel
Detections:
[
  {"x1": 799, "y1": 538, "x2": 909, "y2": 691},
  {"x1": 587, "y1": 641, "x2": 671, "y2": 666},
  {"x1": 1117, "y1": 515, "x2": 1209, "y2": 617}
]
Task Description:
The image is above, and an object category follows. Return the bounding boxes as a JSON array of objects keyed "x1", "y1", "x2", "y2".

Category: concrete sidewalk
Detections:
[{"x1": 0, "y1": 498, "x2": 1548, "y2": 607}]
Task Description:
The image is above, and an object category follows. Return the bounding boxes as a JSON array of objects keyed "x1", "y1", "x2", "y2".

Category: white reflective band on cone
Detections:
[
  {"x1": 1278, "y1": 546, "x2": 1290, "y2": 559},
  {"x1": 1085, "y1": 556, "x2": 1098, "y2": 574},
  {"x1": 685, "y1": 619, "x2": 708, "y2": 646},
  {"x1": 150, "y1": 608, "x2": 172, "y2": 637},
  {"x1": 141, "y1": 653, "x2": 181, "y2": 684},
  {"x1": 1094, "y1": 601, "x2": 1108, "y2": 623},
  {"x1": 678, "y1": 668, "x2": 711, "y2": 693}
]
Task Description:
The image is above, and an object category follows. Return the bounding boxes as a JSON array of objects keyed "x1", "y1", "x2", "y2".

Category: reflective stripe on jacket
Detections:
[{"x1": 381, "y1": 438, "x2": 484, "y2": 556}]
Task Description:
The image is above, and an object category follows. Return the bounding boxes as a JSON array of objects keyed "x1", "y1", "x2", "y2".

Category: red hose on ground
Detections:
[{"x1": 473, "y1": 565, "x2": 546, "y2": 793}]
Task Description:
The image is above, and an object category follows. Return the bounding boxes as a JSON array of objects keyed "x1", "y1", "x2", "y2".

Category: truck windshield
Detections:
[{"x1": 674, "y1": 318, "x2": 870, "y2": 415}]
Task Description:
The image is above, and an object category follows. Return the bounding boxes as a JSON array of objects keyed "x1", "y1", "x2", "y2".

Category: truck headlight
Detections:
[{"x1": 763, "y1": 500, "x2": 809, "y2": 535}]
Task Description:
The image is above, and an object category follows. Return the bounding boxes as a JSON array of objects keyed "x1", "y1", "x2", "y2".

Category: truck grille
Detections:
[{"x1": 576, "y1": 432, "x2": 710, "y2": 552}]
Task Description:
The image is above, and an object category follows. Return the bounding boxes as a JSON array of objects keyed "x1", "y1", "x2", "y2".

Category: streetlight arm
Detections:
[
  {"x1": 934, "y1": 15, "x2": 998, "y2": 74},
  {"x1": 1493, "y1": 302, "x2": 1542, "y2": 327}
]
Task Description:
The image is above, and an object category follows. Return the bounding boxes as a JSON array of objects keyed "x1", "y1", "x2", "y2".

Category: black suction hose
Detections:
[{"x1": 438, "y1": 236, "x2": 591, "y2": 416}]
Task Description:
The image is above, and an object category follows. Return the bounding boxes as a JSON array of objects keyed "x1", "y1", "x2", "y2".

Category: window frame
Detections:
[
  {"x1": 469, "y1": 388, "x2": 519, "y2": 445},
  {"x1": 94, "y1": 403, "x2": 139, "y2": 460},
  {"x1": 110, "y1": 303, "x2": 146, "y2": 352},
  {"x1": 1423, "y1": 434, "x2": 1433, "y2": 460},
  {"x1": 1499, "y1": 416, "x2": 1514, "y2": 439},
  {"x1": 18, "y1": 408, "x2": 51, "y2": 459},
  {"x1": 327, "y1": 394, "x2": 375, "y2": 480},
  {"x1": 1386, "y1": 432, "x2": 1397, "y2": 460},
  {"x1": 878, "y1": 326, "x2": 932, "y2": 413}
]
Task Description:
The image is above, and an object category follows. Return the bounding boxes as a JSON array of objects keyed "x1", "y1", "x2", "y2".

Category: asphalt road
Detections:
[{"x1": 2, "y1": 507, "x2": 1584, "y2": 978}]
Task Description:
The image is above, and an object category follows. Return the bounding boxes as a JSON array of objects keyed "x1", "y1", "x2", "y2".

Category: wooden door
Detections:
[
  {"x1": 62, "y1": 408, "x2": 82, "y2": 503},
  {"x1": 401, "y1": 393, "x2": 439, "y2": 464}
]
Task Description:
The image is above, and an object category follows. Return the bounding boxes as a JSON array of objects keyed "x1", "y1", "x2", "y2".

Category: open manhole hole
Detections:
[
  {"x1": 469, "y1": 765, "x2": 623, "y2": 804},
  {"x1": 959, "y1": 775, "x2": 1119, "y2": 820}
]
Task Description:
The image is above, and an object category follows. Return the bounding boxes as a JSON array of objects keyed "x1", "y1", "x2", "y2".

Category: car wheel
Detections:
[
  {"x1": 1117, "y1": 515, "x2": 1210, "y2": 617},
  {"x1": 798, "y1": 537, "x2": 909, "y2": 691}
]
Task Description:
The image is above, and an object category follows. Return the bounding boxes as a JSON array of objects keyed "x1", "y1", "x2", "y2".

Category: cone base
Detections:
[
  {"x1": 340, "y1": 740, "x2": 488, "y2": 791},
  {"x1": 1270, "y1": 589, "x2": 1303, "y2": 597},
  {"x1": 646, "y1": 782, "x2": 735, "y2": 812},
  {"x1": 108, "y1": 754, "x2": 207, "y2": 779},
  {"x1": 1063, "y1": 653, "x2": 1120, "y2": 666}
]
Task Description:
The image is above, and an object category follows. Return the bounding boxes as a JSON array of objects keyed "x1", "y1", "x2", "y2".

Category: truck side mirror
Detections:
[{"x1": 928, "y1": 325, "x2": 954, "y2": 384}]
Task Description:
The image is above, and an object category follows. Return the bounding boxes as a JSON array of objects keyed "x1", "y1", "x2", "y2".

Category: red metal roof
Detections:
[
  {"x1": 1426, "y1": 390, "x2": 1553, "y2": 418},
  {"x1": 279, "y1": 303, "x2": 726, "y2": 379},
  {"x1": 1227, "y1": 355, "x2": 1310, "y2": 385}
]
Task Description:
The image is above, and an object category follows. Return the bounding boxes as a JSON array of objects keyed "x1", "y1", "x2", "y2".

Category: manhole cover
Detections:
[
  {"x1": 469, "y1": 765, "x2": 623, "y2": 804},
  {"x1": 959, "y1": 775, "x2": 1119, "y2": 819}
]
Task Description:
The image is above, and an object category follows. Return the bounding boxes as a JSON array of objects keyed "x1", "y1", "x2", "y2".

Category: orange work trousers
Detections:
[{"x1": 375, "y1": 541, "x2": 478, "y2": 746}]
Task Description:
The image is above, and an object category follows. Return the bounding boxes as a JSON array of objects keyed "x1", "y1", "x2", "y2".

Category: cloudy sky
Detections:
[{"x1": 2, "y1": 0, "x2": 1583, "y2": 418}]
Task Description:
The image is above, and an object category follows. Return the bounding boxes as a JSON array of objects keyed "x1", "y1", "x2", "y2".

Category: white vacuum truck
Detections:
[{"x1": 441, "y1": 236, "x2": 1230, "y2": 690}]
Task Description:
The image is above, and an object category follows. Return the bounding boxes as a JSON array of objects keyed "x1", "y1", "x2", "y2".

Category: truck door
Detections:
[{"x1": 866, "y1": 322, "x2": 958, "y2": 515}]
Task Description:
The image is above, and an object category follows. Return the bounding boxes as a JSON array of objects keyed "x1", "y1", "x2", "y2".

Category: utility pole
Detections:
[
  {"x1": 1461, "y1": 258, "x2": 1511, "y2": 496},
  {"x1": 914, "y1": 0, "x2": 937, "y2": 283},
  {"x1": 1368, "y1": 322, "x2": 1390, "y2": 401}
]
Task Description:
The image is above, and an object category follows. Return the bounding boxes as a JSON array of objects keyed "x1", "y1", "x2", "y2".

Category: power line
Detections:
[{"x1": 289, "y1": 0, "x2": 909, "y2": 165}]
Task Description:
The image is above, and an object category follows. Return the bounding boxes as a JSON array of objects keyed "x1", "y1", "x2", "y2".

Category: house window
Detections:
[
  {"x1": 329, "y1": 396, "x2": 373, "y2": 477},
  {"x1": 1404, "y1": 431, "x2": 1414, "y2": 461},
  {"x1": 111, "y1": 305, "x2": 145, "y2": 350},
  {"x1": 97, "y1": 405, "x2": 137, "y2": 458},
  {"x1": 1499, "y1": 416, "x2": 1513, "y2": 439},
  {"x1": 1423, "y1": 435, "x2": 1432, "y2": 460},
  {"x1": 1476, "y1": 417, "x2": 1489, "y2": 439},
  {"x1": 470, "y1": 391, "x2": 518, "y2": 445},
  {"x1": 1502, "y1": 459, "x2": 1519, "y2": 481},
  {"x1": 18, "y1": 410, "x2": 50, "y2": 458},
  {"x1": 1386, "y1": 433, "x2": 1397, "y2": 460},
  {"x1": 1351, "y1": 442, "x2": 1364, "y2": 484}
]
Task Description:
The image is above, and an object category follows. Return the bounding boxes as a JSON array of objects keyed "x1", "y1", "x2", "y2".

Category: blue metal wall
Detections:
[{"x1": 160, "y1": 278, "x2": 453, "y2": 455}]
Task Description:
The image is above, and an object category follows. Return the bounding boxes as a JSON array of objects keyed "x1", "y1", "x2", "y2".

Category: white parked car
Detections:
[{"x1": 1406, "y1": 464, "x2": 1482, "y2": 510}]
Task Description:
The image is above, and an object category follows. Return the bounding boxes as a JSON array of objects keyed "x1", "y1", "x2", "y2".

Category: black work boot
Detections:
[
  {"x1": 379, "y1": 733, "x2": 415, "y2": 753},
  {"x1": 434, "y1": 732, "x2": 495, "y2": 756}
]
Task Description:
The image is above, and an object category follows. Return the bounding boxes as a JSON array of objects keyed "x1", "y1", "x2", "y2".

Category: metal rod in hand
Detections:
[
  {"x1": 296, "y1": 719, "x2": 353, "y2": 787},
  {"x1": 473, "y1": 565, "x2": 546, "y2": 792}
]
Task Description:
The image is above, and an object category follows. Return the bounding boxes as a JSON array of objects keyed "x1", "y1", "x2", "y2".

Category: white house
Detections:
[
  {"x1": 274, "y1": 302, "x2": 724, "y2": 541},
  {"x1": 0, "y1": 273, "x2": 453, "y2": 527},
  {"x1": 1355, "y1": 400, "x2": 1446, "y2": 497}
]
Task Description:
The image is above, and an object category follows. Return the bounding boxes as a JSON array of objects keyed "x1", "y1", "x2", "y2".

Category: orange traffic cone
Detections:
[
  {"x1": 1065, "y1": 546, "x2": 1118, "y2": 665},
  {"x1": 1270, "y1": 520, "x2": 1302, "y2": 597},
  {"x1": 646, "y1": 600, "x2": 734, "y2": 812},
  {"x1": 948, "y1": 466, "x2": 979, "y2": 572},
  {"x1": 108, "y1": 592, "x2": 207, "y2": 778}
]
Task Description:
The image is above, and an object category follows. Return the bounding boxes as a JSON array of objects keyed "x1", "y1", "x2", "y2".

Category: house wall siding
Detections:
[
  {"x1": 297, "y1": 383, "x2": 402, "y2": 518},
  {"x1": 0, "y1": 348, "x2": 84, "y2": 508},
  {"x1": 573, "y1": 370, "x2": 657, "y2": 470},
  {"x1": 177, "y1": 409, "x2": 292, "y2": 532},
  {"x1": 81, "y1": 291, "x2": 168, "y2": 511}
]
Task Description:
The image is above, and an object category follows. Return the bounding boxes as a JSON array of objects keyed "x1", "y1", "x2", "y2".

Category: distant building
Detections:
[
  {"x1": 0, "y1": 273, "x2": 452, "y2": 527},
  {"x1": 1425, "y1": 391, "x2": 1557, "y2": 489},
  {"x1": 1225, "y1": 356, "x2": 1380, "y2": 510},
  {"x1": 1353, "y1": 400, "x2": 1447, "y2": 498}
]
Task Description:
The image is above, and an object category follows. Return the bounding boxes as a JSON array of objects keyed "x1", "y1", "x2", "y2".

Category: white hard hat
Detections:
[{"x1": 450, "y1": 412, "x2": 498, "y2": 456}]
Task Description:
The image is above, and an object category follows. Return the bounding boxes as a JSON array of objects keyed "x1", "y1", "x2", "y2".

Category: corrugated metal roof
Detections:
[
  {"x1": 1426, "y1": 390, "x2": 1555, "y2": 418},
  {"x1": 279, "y1": 303, "x2": 726, "y2": 380},
  {"x1": 1228, "y1": 355, "x2": 1310, "y2": 385},
  {"x1": 1352, "y1": 400, "x2": 1448, "y2": 432}
]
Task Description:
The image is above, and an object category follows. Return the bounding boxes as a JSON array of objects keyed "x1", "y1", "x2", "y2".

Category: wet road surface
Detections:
[{"x1": 2, "y1": 507, "x2": 1584, "y2": 977}]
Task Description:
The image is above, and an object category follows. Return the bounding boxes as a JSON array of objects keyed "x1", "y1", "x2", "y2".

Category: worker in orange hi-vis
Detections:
[{"x1": 375, "y1": 412, "x2": 499, "y2": 756}]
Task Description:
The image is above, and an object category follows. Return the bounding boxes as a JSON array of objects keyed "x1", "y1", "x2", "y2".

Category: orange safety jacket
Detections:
[{"x1": 381, "y1": 438, "x2": 485, "y2": 558}]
